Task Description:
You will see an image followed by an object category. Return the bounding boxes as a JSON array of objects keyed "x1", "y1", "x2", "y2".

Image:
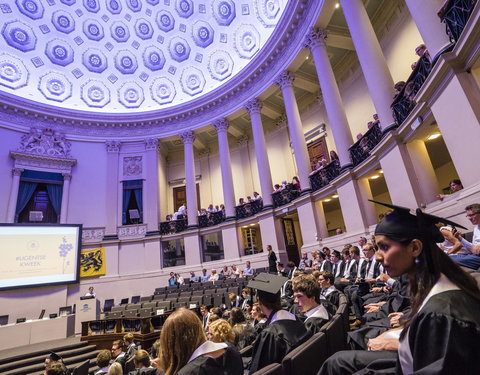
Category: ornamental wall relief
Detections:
[{"x1": 123, "y1": 155, "x2": 143, "y2": 177}]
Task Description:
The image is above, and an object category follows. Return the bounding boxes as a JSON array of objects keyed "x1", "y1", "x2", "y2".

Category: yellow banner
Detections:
[{"x1": 80, "y1": 248, "x2": 106, "y2": 278}]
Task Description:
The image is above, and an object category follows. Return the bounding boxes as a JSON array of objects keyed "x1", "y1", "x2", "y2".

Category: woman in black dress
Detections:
[{"x1": 267, "y1": 245, "x2": 277, "y2": 273}]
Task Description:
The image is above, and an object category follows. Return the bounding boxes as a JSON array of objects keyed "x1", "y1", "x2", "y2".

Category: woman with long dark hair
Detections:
[{"x1": 319, "y1": 201, "x2": 480, "y2": 374}]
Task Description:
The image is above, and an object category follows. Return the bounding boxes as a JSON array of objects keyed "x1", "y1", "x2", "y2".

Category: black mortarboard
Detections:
[
  {"x1": 48, "y1": 351, "x2": 62, "y2": 362},
  {"x1": 247, "y1": 273, "x2": 288, "y2": 303},
  {"x1": 370, "y1": 200, "x2": 466, "y2": 243},
  {"x1": 318, "y1": 251, "x2": 326, "y2": 258},
  {"x1": 277, "y1": 262, "x2": 284, "y2": 267},
  {"x1": 332, "y1": 250, "x2": 341, "y2": 258}
]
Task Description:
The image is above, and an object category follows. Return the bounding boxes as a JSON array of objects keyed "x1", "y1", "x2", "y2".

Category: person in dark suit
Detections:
[{"x1": 111, "y1": 339, "x2": 126, "y2": 373}]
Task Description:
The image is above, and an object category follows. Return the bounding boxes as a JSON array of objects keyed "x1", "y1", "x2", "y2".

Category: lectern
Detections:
[{"x1": 75, "y1": 297, "x2": 100, "y2": 334}]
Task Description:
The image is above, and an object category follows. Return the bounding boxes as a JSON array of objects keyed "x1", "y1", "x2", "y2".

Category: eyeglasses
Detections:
[{"x1": 466, "y1": 211, "x2": 480, "y2": 218}]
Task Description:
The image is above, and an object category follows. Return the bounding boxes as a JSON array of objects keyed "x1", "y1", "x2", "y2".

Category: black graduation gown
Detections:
[
  {"x1": 397, "y1": 289, "x2": 480, "y2": 375},
  {"x1": 248, "y1": 318, "x2": 310, "y2": 374},
  {"x1": 304, "y1": 316, "x2": 329, "y2": 335},
  {"x1": 178, "y1": 344, "x2": 243, "y2": 375}
]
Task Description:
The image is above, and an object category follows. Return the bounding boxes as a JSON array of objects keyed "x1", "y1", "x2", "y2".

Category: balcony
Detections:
[
  {"x1": 198, "y1": 211, "x2": 226, "y2": 228},
  {"x1": 391, "y1": 55, "x2": 432, "y2": 126},
  {"x1": 235, "y1": 199, "x2": 263, "y2": 219},
  {"x1": 159, "y1": 218, "x2": 187, "y2": 235},
  {"x1": 309, "y1": 161, "x2": 341, "y2": 192},
  {"x1": 438, "y1": 0, "x2": 477, "y2": 42},
  {"x1": 349, "y1": 123, "x2": 383, "y2": 167}
]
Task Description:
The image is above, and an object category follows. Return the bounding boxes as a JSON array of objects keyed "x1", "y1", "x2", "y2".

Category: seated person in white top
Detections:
[
  {"x1": 173, "y1": 204, "x2": 186, "y2": 220},
  {"x1": 95, "y1": 350, "x2": 111, "y2": 375},
  {"x1": 292, "y1": 274, "x2": 330, "y2": 334},
  {"x1": 210, "y1": 269, "x2": 219, "y2": 282},
  {"x1": 207, "y1": 204, "x2": 217, "y2": 213},
  {"x1": 242, "y1": 260, "x2": 254, "y2": 276},
  {"x1": 157, "y1": 308, "x2": 243, "y2": 375},
  {"x1": 231, "y1": 264, "x2": 241, "y2": 278},
  {"x1": 438, "y1": 224, "x2": 467, "y2": 254},
  {"x1": 84, "y1": 286, "x2": 96, "y2": 297},
  {"x1": 252, "y1": 191, "x2": 262, "y2": 201}
]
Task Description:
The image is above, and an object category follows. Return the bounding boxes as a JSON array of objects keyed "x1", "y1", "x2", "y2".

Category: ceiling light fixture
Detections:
[
  {"x1": 427, "y1": 133, "x2": 441, "y2": 141},
  {"x1": 370, "y1": 175, "x2": 380, "y2": 180},
  {"x1": 332, "y1": 194, "x2": 339, "y2": 198},
  {"x1": 335, "y1": 3, "x2": 340, "y2": 8},
  {"x1": 324, "y1": 198, "x2": 332, "y2": 202}
]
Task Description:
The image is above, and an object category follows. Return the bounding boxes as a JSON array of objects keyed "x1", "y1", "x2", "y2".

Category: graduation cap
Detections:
[
  {"x1": 48, "y1": 351, "x2": 63, "y2": 362},
  {"x1": 247, "y1": 273, "x2": 288, "y2": 303},
  {"x1": 369, "y1": 200, "x2": 466, "y2": 243}
]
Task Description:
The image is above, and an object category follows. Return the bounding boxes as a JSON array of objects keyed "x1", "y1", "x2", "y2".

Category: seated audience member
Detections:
[
  {"x1": 157, "y1": 308, "x2": 243, "y2": 375},
  {"x1": 286, "y1": 261, "x2": 297, "y2": 279},
  {"x1": 277, "y1": 263, "x2": 287, "y2": 277},
  {"x1": 95, "y1": 350, "x2": 111, "y2": 375},
  {"x1": 228, "y1": 292, "x2": 241, "y2": 308},
  {"x1": 330, "y1": 250, "x2": 344, "y2": 279},
  {"x1": 207, "y1": 204, "x2": 217, "y2": 213},
  {"x1": 335, "y1": 228, "x2": 343, "y2": 235},
  {"x1": 316, "y1": 251, "x2": 332, "y2": 272},
  {"x1": 229, "y1": 307, "x2": 255, "y2": 349},
  {"x1": 220, "y1": 265, "x2": 231, "y2": 280},
  {"x1": 200, "y1": 305, "x2": 210, "y2": 330},
  {"x1": 85, "y1": 286, "x2": 96, "y2": 297},
  {"x1": 208, "y1": 318, "x2": 235, "y2": 345},
  {"x1": 189, "y1": 271, "x2": 200, "y2": 283},
  {"x1": 167, "y1": 272, "x2": 177, "y2": 287},
  {"x1": 111, "y1": 340, "x2": 126, "y2": 372},
  {"x1": 210, "y1": 269, "x2": 219, "y2": 282},
  {"x1": 237, "y1": 198, "x2": 245, "y2": 206},
  {"x1": 241, "y1": 288, "x2": 253, "y2": 311},
  {"x1": 318, "y1": 271, "x2": 340, "y2": 307},
  {"x1": 335, "y1": 247, "x2": 362, "y2": 291},
  {"x1": 231, "y1": 264, "x2": 241, "y2": 278},
  {"x1": 450, "y1": 203, "x2": 480, "y2": 269},
  {"x1": 45, "y1": 361, "x2": 67, "y2": 375},
  {"x1": 247, "y1": 274, "x2": 310, "y2": 374},
  {"x1": 107, "y1": 363, "x2": 122, "y2": 375},
  {"x1": 250, "y1": 302, "x2": 267, "y2": 328},
  {"x1": 393, "y1": 81, "x2": 406, "y2": 99},
  {"x1": 124, "y1": 332, "x2": 136, "y2": 360},
  {"x1": 242, "y1": 260, "x2": 254, "y2": 276},
  {"x1": 129, "y1": 349, "x2": 155, "y2": 375},
  {"x1": 200, "y1": 268, "x2": 210, "y2": 282},
  {"x1": 44, "y1": 352, "x2": 67, "y2": 372},
  {"x1": 320, "y1": 200, "x2": 480, "y2": 375},
  {"x1": 437, "y1": 179, "x2": 464, "y2": 200},
  {"x1": 292, "y1": 274, "x2": 330, "y2": 334},
  {"x1": 272, "y1": 184, "x2": 282, "y2": 193},
  {"x1": 176, "y1": 273, "x2": 184, "y2": 285},
  {"x1": 298, "y1": 252, "x2": 312, "y2": 270},
  {"x1": 252, "y1": 191, "x2": 262, "y2": 202},
  {"x1": 438, "y1": 224, "x2": 466, "y2": 254}
]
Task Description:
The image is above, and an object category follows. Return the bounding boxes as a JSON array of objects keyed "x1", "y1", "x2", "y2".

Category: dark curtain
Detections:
[
  {"x1": 122, "y1": 180, "x2": 143, "y2": 225},
  {"x1": 15, "y1": 182, "x2": 37, "y2": 220},
  {"x1": 46, "y1": 184, "x2": 63, "y2": 216},
  {"x1": 133, "y1": 188, "x2": 143, "y2": 222}
]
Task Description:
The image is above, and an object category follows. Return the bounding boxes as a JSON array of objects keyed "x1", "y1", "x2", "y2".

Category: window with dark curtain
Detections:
[
  {"x1": 16, "y1": 170, "x2": 64, "y2": 224},
  {"x1": 122, "y1": 179, "x2": 143, "y2": 225}
]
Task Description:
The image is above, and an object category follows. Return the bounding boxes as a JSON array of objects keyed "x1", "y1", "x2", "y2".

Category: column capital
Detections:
[
  {"x1": 62, "y1": 173, "x2": 72, "y2": 181},
  {"x1": 245, "y1": 99, "x2": 263, "y2": 115},
  {"x1": 237, "y1": 135, "x2": 249, "y2": 146},
  {"x1": 213, "y1": 118, "x2": 230, "y2": 134},
  {"x1": 12, "y1": 168, "x2": 24, "y2": 176},
  {"x1": 304, "y1": 28, "x2": 328, "y2": 50},
  {"x1": 179, "y1": 130, "x2": 195, "y2": 145},
  {"x1": 144, "y1": 138, "x2": 160, "y2": 151},
  {"x1": 105, "y1": 140, "x2": 121, "y2": 153},
  {"x1": 275, "y1": 71, "x2": 295, "y2": 90}
]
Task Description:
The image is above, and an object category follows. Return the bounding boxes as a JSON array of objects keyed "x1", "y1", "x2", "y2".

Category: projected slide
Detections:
[{"x1": 0, "y1": 225, "x2": 81, "y2": 290}]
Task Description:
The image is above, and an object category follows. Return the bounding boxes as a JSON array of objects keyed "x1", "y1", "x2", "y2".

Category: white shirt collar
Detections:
[
  {"x1": 187, "y1": 341, "x2": 228, "y2": 363},
  {"x1": 305, "y1": 304, "x2": 329, "y2": 320},
  {"x1": 270, "y1": 309, "x2": 296, "y2": 323}
]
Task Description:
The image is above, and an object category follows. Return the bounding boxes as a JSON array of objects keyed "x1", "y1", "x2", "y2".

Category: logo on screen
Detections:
[{"x1": 27, "y1": 240, "x2": 40, "y2": 252}]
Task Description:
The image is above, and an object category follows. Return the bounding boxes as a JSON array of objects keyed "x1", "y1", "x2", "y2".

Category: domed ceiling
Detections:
[{"x1": 0, "y1": 0, "x2": 287, "y2": 113}]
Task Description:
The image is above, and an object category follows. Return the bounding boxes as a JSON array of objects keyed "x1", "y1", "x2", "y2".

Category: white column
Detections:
[
  {"x1": 144, "y1": 138, "x2": 160, "y2": 232},
  {"x1": 59, "y1": 173, "x2": 71, "y2": 224},
  {"x1": 305, "y1": 28, "x2": 354, "y2": 168},
  {"x1": 179, "y1": 130, "x2": 198, "y2": 227},
  {"x1": 339, "y1": 0, "x2": 396, "y2": 130},
  {"x1": 404, "y1": 0, "x2": 451, "y2": 58},
  {"x1": 6, "y1": 168, "x2": 24, "y2": 223},
  {"x1": 245, "y1": 99, "x2": 274, "y2": 207},
  {"x1": 275, "y1": 71, "x2": 312, "y2": 191},
  {"x1": 213, "y1": 118, "x2": 236, "y2": 219},
  {"x1": 105, "y1": 141, "x2": 121, "y2": 234}
]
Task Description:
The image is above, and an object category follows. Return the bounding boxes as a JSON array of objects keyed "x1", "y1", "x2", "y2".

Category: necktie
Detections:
[{"x1": 366, "y1": 260, "x2": 373, "y2": 278}]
